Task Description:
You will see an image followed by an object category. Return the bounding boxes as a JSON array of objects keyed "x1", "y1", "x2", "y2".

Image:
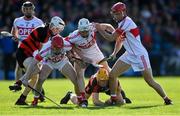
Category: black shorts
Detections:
[{"x1": 16, "y1": 48, "x2": 32, "y2": 68}]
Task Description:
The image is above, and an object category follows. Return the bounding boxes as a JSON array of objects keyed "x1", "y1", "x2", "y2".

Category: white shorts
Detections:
[
  {"x1": 78, "y1": 52, "x2": 104, "y2": 64},
  {"x1": 43, "y1": 57, "x2": 69, "y2": 71},
  {"x1": 119, "y1": 52, "x2": 151, "y2": 72},
  {"x1": 74, "y1": 44, "x2": 105, "y2": 64},
  {"x1": 90, "y1": 53, "x2": 104, "y2": 64}
]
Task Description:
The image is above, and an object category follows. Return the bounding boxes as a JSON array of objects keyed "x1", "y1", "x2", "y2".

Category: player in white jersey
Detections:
[
  {"x1": 30, "y1": 35, "x2": 85, "y2": 106},
  {"x1": 95, "y1": 2, "x2": 172, "y2": 105},
  {"x1": 65, "y1": 18, "x2": 125, "y2": 104},
  {"x1": 12, "y1": 15, "x2": 43, "y2": 44},
  {"x1": 10, "y1": 1, "x2": 44, "y2": 105}
]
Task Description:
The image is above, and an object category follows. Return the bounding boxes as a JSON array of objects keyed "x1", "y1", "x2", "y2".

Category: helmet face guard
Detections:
[
  {"x1": 111, "y1": 2, "x2": 126, "y2": 21},
  {"x1": 50, "y1": 16, "x2": 65, "y2": 31},
  {"x1": 79, "y1": 30, "x2": 89, "y2": 38},
  {"x1": 78, "y1": 18, "x2": 90, "y2": 31},
  {"x1": 96, "y1": 68, "x2": 109, "y2": 81},
  {"x1": 22, "y1": 1, "x2": 35, "y2": 18},
  {"x1": 78, "y1": 18, "x2": 90, "y2": 37},
  {"x1": 78, "y1": 26, "x2": 90, "y2": 32}
]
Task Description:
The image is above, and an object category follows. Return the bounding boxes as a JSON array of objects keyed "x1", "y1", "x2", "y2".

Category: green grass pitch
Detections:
[{"x1": 0, "y1": 77, "x2": 180, "y2": 116}]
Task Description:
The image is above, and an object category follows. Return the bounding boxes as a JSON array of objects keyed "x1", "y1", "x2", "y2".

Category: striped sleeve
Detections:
[{"x1": 85, "y1": 76, "x2": 99, "y2": 94}]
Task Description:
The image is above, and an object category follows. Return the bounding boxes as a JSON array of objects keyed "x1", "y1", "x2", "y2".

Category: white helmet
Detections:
[
  {"x1": 50, "y1": 16, "x2": 65, "y2": 30},
  {"x1": 78, "y1": 18, "x2": 90, "y2": 32}
]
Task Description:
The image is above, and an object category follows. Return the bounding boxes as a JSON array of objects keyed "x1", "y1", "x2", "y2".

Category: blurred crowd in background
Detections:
[{"x1": 0, "y1": 0, "x2": 179, "y2": 80}]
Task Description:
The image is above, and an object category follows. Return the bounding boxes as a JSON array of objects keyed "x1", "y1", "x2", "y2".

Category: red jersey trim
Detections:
[
  {"x1": 115, "y1": 28, "x2": 126, "y2": 37},
  {"x1": 140, "y1": 55, "x2": 148, "y2": 70},
  {"x1": 130, "y1": 27, "x2": 139, "y2": 38},
  {"x1": 35, "y1": 54, "x2": 43, "y2": 61}
]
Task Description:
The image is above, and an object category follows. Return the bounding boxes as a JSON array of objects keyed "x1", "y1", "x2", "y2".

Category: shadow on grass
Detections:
[
  {"x1": 79, "y1": 104, "x2": 123, "y2": 110},
  {"x1": 19, "y1": 105, "x2": 74, "y2": 110},
  {"x1": 126, "y1": 104, "x2": 164, "y2": 109},
  {"x1": 19, "y1": 105, "x2": 113, "y2": 110},
  {"x1": 82, "y1": 105, "x2": 110, "y2": 110},
  {"x1": 16, "y1": 104, "x2": 164, "y2": 110}
]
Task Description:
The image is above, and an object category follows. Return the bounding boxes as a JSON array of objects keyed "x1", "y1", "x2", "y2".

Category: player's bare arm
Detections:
[
  {"x1": 110, "y1": 38, "x2": 123, "y2": 59},
  {"x1": 92, "y1": 93, "x2": 105, "y2": 106},
  {"x1": 11, "y1": 27, "x2": 18, "y2": 41},
  {"x1": 95, "y1": 23, "x2": 114, "y2": 41},
  {"x1": 95, "y1": 23, "x2": 122, "y2": 42},
  {"x1": 99, "y1": 23, "x2": 115, "y2": 32}
]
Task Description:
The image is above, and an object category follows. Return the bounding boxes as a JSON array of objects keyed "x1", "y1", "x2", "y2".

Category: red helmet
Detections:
[
  {"x1": 111, "y1": 2, "x2": 126, "y2": 12},
  {"x1": 51, "y1": 35, "x2": 64, "y2": 49}
]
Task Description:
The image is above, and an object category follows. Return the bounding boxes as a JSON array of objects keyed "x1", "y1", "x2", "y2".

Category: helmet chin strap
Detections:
[
  {"x1": 114, "y1": 11, "x2": 126, "y2": 22},
  {"x1": 117, "y1": 11, "x2": 126, "y2": 22},
  {"x1": 121, "y1": 12, "x2": 124, "y2": 17}
]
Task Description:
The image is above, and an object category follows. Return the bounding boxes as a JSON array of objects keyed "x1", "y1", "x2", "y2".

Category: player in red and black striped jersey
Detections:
[
  {"x1": 9, "y1": 16, "x2": 65, "y2": 93},
  {"x1": 17, "y1": 23, "x2": 52, "y2": 68},
  {"x1": 85, "y1": 74, "x2": 119, "y2": 96},
  {"x1": 60, "y1": 68, "x2": 131, "y2": 106}
]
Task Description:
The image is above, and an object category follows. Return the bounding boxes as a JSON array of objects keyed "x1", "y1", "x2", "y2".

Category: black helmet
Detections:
[
  {"x1": 21, "y1": 1, "x2": 35, "y2": 18},
  {"x1": 22, "y1": 1, "x2": 35, "y2": 9}
]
